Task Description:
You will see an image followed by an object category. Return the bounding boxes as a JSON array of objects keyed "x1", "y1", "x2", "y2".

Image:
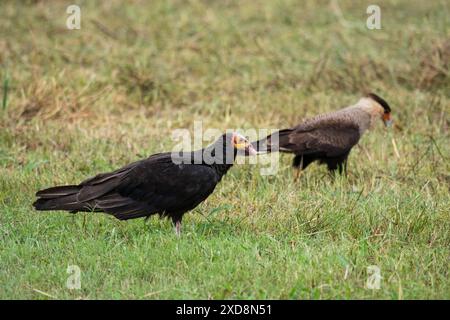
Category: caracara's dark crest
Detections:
[{"x1": 366, "y1": 93, "x2": 391, "y2": 113}]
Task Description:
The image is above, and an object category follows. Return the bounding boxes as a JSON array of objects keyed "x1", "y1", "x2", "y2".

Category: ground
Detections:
[{"x1": 0, "y1": 0, "x2": 449, "y2": 299}]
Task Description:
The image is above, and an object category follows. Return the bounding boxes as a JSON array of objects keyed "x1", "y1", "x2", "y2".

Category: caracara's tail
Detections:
[
  {"x1": 33, "y1": 185, "x2": 85, "y2": 212},
  {"x1": 251, "y1": 128, "x2": 294, "y2": 153}
]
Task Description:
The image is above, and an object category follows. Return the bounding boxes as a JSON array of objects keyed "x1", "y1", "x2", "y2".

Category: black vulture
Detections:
[
  {"x1": 252, "y1": 93, "x2": 392, "y2": 176},
  {"x1": 33, "y1": 132, "x2": 257, "y2": 235}
]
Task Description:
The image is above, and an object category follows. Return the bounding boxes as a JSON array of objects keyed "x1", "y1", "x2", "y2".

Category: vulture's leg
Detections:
[
  {"x1": 175, "y1": 221, "x2": 181, "y2": 237},
  {"x1": 172, "y1": 217, "x2": 182, "y2": 236}
]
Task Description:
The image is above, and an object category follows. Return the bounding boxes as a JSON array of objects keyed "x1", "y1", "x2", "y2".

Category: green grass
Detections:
[{"x1": 0, "y1": 0, "x2": 449, "y2": 299}]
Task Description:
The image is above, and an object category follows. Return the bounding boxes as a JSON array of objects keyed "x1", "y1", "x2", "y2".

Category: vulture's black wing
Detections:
[
  {"x1": 34, "y1": 152, "x2": 221, "y2": 221},
  {"x1": 105, "y1": 153, "x2": 220, "y2": 220}
]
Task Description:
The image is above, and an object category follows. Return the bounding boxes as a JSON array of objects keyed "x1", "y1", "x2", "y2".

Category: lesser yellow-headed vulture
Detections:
[{"x1": 33, "y1": 132, "x2": 256, "y2": 235}]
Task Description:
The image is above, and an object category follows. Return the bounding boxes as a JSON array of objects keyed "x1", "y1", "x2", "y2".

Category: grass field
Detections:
[{"x1": 1, "y1": 0, "x2": 449, "y2": 299}]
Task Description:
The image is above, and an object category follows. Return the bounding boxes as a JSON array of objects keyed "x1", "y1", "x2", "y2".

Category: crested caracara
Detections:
[
  {"x1": 252, "y1": 93, "x2": 392, "y2": 175},
  {"x1": 33, "y1": 132, "x2": 257, "y2": 236}
]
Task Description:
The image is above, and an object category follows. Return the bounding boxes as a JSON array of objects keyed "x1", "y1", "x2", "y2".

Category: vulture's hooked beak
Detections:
[
  {"x1": 383, "y1": 112, "x2": 393, "y2": 127},
  {"x1": 232, "y1": 133, "x2": 258, "y2": 156},
  {"x1": 244, "y1": 143, "x2": 258, "y2": 156}
]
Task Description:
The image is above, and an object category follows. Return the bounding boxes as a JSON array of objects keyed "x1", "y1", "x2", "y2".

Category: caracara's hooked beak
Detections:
[
  {"x1": 232, "y1": 133, "x2": 258, "y2": 156},
  {"x1": 383, "y1": 112, "x2": 393, "y2": 127}
]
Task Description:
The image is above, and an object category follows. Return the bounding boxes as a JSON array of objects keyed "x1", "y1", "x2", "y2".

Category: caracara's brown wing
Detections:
[{"x1": 281, "y1": 123, "x2": 361, "y2": 157}]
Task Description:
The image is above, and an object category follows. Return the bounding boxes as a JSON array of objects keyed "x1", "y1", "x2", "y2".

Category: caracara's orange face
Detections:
[
  {"x1": 382, "y1": 112, "x2": 392, "y2": 127},
  {"x1": 232, "y1": 133, "x2": 257, "y2": 156},
  {"x1": 366, "y1": 93, "x2": 392, "y2": 127}
]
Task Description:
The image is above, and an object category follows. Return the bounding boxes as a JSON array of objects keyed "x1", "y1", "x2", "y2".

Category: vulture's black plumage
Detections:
[
  {"x1": 33, "y1": 132, "x2": 256, "y2": 235},
  {"x1": 253, "y1": 93, "x2": 392, "y2": 175}
]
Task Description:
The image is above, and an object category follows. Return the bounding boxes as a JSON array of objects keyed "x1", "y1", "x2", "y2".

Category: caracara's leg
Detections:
[
  {"x1": 337, "y1": 162, "x2": 344, "y2": 175},
  {"x1": 327, "y1": 154, "x2": 350, "y2": 176},
  {"x1": 337, "y1": 154, "x2": 350, "y2": 176},
  {"x1": 326, "y1": 161, "x2": 338, "y2": 173},
  {"x1": 294, "y1": 168, "x2": 302, "y2": 182},
  {"x1": 342, "y1": 160, "x2": 348, "y2": 176},
  {"x1": 293, "y1": 155, "x2": 310, "y2": 182}
]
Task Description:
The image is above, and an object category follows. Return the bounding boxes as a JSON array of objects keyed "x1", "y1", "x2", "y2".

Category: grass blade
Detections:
[{"x1": 2, "y1": 74, "x2": 9, "y2": 111}]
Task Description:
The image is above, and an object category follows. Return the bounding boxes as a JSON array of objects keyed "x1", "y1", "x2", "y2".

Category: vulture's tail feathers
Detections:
[
  {"x1": 33, "y1": 185, "x2": 87, "y2": 212},
  {"x1": 36, "y1": 185, "x2": 80, "y2": 198}
]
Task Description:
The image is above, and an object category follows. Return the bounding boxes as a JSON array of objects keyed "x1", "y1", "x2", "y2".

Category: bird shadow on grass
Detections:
[
  {"x1": 189, "y1": 218, "x2": 250, "y2": 238},
  {"x1": 193, "y1": 204, "x2": 255, "y2": 237},
  {"x1": 138, "y1": 217, "x2": 245, "y2": 239},
  {"x1": 137, "y1": 204, "x2": 253, "y2": 238},
  {"x1": 52, "y1": 210, "x2": 248, "y2": 241}
]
